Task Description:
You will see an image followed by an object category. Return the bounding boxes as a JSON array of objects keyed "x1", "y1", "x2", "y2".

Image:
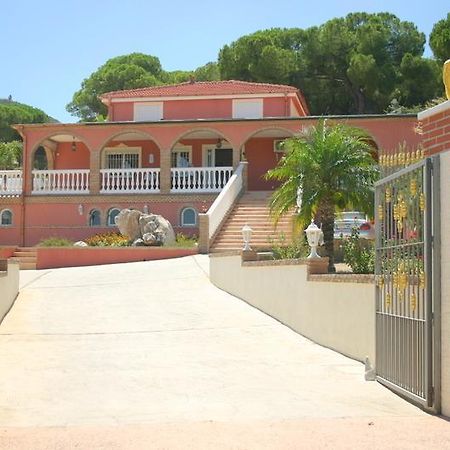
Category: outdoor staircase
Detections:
[
  {"x1": 12, "y1": 247, "x2": 37, "y2": 270},
  {"x1": 210, "y1": 191, "x2": 294, "y2": 252}
]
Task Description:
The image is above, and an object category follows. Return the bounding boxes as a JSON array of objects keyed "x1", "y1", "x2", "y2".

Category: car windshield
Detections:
[{"x1": 336, "y1": 212, "x2": 366, "y2": 221}]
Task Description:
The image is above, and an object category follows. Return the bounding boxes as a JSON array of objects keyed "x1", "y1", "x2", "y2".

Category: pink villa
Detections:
[{"x1": 0, "y1": 80, "x2": 421, "y2": 252}]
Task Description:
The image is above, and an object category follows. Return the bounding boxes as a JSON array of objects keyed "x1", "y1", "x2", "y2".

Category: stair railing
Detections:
[{"x1": 198, "y1": 161, "x2": 247, "y2": 253}]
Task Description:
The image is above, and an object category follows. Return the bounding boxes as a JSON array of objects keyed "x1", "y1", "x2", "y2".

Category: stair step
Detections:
[
  {"x1": 19, "y1": 262, "x2": 37, "y2": 270},
  {"x1": 13, "y1": 251, "x2": 37, "y2": 257},
  {"x1": 13, "y1": 256, "x2": 37, "y2": 263}
]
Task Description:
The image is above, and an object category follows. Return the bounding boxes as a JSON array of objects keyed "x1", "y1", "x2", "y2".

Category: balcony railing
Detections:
[
  {"x1": 100, "y1": 168, "x2": 160, "y2": 193},
  {"x1": 0, "y1": 170, "x2": 23, "y2": 196},
  {"x1": 32, "y1": 169, "x2": 90, "y2": 194},
  {"x1": 171, "y1": 167, "x2": 233, "y2": 193}
]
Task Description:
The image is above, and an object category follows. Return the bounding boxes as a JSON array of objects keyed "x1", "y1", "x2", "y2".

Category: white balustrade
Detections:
[
  {"x1": 100, "y1": 168, "x2": 160, "y2": 193},
  {"x1": 206, "y1": 163, "x2": 245, "y2": 239},
  {"x1": 0, "y1": 170, "x2": 23, "y2": 196},
  {"x1": 171, "y1": 167, "x2": 233, "y2": 193},
  {"x1": 32, "y1": 169, "x2": 90, "y2": 194}
]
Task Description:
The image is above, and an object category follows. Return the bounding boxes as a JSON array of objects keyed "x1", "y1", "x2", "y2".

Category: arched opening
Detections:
[
  {"x1": 30, "y1": 133, "x2": 91, "y2": 194},
  {"x1": 99, "y1": 130, "x2": 161, "y2": 193},
  {"x1": 180, "y1": 207, "x2": 197, "y2": 227},
  {"x1": 240, "y1": 127, "x2": 295, "y2": 191},
  {"x1": 89, "y1": 209, "x2": 101, "y2": 227},
  {"x1": 107, "y1": 208, "x2": 120, "y2": 227},
  {"x1": 33, "y1": 147, "x2": 48, "y2": 170},
  {"x1": 0, "y1": 209, "x2": 12, "y2": 226},
  {"x1": 170, "y1": 129, "x2": 234, "y2": 193}
]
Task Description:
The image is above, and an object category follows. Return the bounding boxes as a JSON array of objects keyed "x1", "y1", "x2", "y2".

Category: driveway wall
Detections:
[
  {"x1": 210, "y1": 255, "x2": 375, "y2": 364},
  {"x1": 0, "y1": 260, "x2": 19, "y2": 322}
]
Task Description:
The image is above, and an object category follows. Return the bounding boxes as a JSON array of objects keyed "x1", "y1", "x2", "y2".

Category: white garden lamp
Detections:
[
  {"x1": 305, "y1": 220, "x2": 323, "y2": 259},
  {"x1": 242, "y1": 224, "x2": 253, "y2": 251}
]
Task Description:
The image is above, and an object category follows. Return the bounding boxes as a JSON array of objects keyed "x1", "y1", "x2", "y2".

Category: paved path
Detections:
[{"x1": 0, "y1": 256, "x2": 449, "y2": 449}]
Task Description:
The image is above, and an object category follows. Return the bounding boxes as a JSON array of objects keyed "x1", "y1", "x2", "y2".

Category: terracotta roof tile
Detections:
[{"x1": 101, "y1": 80, "x2": 299, "y2": 99}]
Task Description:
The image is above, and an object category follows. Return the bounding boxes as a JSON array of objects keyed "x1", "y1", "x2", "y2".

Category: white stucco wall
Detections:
[
  {"x1": 210, "y1": 256, "x2": 375, "y2": 364},
  {"x1": 0, "y1": 260, "x2": 19, "y2": 323},
  {"x1": 440, "y1": 150, "x2": 450, "y2": 416}
]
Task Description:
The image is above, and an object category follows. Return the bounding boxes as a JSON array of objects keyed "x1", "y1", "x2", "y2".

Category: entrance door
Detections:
[{"x1": 204, "y1": 146, "x2": 233, "y2": 167}]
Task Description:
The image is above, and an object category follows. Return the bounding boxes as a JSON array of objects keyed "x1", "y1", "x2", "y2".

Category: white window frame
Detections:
[
  {"x1": 0, "y1": 209, "x2": 13, "y2": 227},
  {"x1": 102, "y1": 146, "x2": 142, "y2": 169},
  {"x1": 133, "y1": 102, "x2": 163, "y2": 122},
  {"x1": 107, "y1": 208, "x2": 121, "y2": 227},
  {"x1": 232, "y1": 99, "x2": 263, "y2": 119},
  {"x1": 181, "y1": 207, "x2": 197, "y2": 227},
  {"x1": 171, "y1": 145, "x2": 192, "y2": 167}
]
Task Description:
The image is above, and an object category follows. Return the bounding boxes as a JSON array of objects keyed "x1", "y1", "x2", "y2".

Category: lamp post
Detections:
[
  {"x1": 242, "y1": 224, "x2": 253, "y2": 251},
  {"x1": 305, "y1": 220, "x2": 323, "y2": 259}
]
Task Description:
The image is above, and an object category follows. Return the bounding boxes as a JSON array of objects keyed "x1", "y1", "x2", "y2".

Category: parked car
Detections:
[{"x1": 334, "y1": 211, "x2": 375, "y2": 240}]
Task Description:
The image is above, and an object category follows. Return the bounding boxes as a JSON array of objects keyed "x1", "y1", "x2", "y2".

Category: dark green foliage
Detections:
[
  {"x1": 0, "y1": 100, "x2": 55, "y2": 142},
  {"x1": 430, "y1": 13, "x2": 450, "y2": 62},
  {"x1": 343, "y1": 228, "x2": 375, "y2": 274},
  {"x1": 218, "y1": 13, "x2": 443, "y2": 114},
  {"x1": 0, "y1": 140, "x2": 22, "y2": 169},
  {"x1": 67, "y1": 54, "x2": 221, "y2": 121}
]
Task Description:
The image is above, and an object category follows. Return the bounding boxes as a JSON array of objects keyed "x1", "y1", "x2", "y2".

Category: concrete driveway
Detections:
[{"x1": 0, "y1": 255, "x2": 449, "y2": 449}]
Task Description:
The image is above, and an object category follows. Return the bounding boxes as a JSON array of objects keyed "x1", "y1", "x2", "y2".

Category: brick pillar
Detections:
[
  {"x1": 89, "y1": 150, "x2": 101, "y2": 194},
  {"x1": 198, "y1": 213, "x2": 210, "y2": 254},
  {"x1": 232, "y1": 146, "x2": 241, "y2": 169},
  {"x1": 160, "y1": 148, "x2": 171, "y2": 194}
]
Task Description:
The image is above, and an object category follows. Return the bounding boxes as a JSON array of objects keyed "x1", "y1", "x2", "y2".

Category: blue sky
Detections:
[{"x1": 1, "y1": 1, "x2": 448, "y2": 122}]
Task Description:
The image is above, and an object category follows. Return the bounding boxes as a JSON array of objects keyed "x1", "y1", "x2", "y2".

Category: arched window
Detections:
[
  {"x1": 33, "y1": 146, "x2": 48, "y2": 170},
  {"x1": 107, "y1": 208, "x2": 121, "y2": 227},
  {"x1": 181, "y1": 207, "x2": 197, "y2": 227},
  {"x1": 89, "y1": 209, "x2": 101, "y2": 226},
  {"x1": 0, "y1": 209, "x2": 13, "y2": 226}
]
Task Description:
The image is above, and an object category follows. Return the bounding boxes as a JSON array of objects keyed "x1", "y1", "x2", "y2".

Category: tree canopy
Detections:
[
  {"x1": 66, "y1": 53, "x2": 220, "y2": 121},
  {"x1": 0, "y1": 99, "x2": 55, "y2": 142},
  {"x1": 219, "y1": 13, "x2": 443, "y2": 114},
  {"x1": 67, "y1": 12, "x2": 446, "y2": 120},
  {"x1": 430, "y1": 13, "x2": 450, "y2": 63}
]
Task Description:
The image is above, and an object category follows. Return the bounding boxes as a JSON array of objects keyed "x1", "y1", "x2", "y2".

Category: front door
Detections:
[{"x1": 204, "y1": 146, "x2": 233, "y2": 167}]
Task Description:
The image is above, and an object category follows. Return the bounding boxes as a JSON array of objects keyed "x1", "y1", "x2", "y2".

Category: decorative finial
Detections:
[{"x1": 444, "y1": 59, "x2": 450, "y2": 100}]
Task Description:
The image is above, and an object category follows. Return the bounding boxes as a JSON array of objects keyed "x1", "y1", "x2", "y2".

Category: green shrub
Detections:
[
  {"x1": 171, "y1": 233, "x2": 198, "y2": 248},
  {"x1": 270, "y1": 233, "x2": 309, "y2": 260},
  {"x1": 38, "y1": 237, "x2": 74, "y2": 247},
  {"x1": 343, "y1": 228, "x2": 375, "y2": 274},
  {"x1": 85, "y1": 232, "x2": 129, "y2": 247}
]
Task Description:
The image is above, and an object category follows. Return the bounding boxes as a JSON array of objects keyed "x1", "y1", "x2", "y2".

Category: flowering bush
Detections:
[
  {"x1": 343, "y1": 228, "x2": 375, "y2": 274},
  {"x1": 85, "y1": 232, "x2": 129, "y2": 247}
]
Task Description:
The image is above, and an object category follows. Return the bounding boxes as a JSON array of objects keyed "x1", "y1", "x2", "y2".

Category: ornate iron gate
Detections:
[{"x1": 375, "y1": 155, "x2": 440, "y2": 412}]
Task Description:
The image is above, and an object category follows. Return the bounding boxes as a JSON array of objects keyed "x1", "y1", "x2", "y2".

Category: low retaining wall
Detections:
[
  {"x1": 36, "y1": 247, "x2": 198, "y2": 269},
  {"x1": 0, "y1": 247, "x2": 16, "y2": 259},
  {"x1": 210, "y1": 254, "x2": 375, "y2": 364},
  {"x1": 0, "y1": 259, "x2": 19, "y2": 323}
]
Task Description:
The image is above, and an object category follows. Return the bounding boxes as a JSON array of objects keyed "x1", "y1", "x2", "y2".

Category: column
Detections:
[
  {"x1": 89, "y1": 150, "x2": 101, "y2": 194},
  {"x1": 232, "y1": 146, "x2": 241, "y2": 169},
  {"x1": 160, "y1": 148, "x2": 171, "y2": 194}
]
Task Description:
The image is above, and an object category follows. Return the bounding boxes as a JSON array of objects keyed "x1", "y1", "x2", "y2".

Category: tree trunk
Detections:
[{"x1": 316, "y1": 198, "x2": 335, "y2": 273}]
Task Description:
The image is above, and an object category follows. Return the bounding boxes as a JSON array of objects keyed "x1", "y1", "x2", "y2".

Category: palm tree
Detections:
[{"x1": 265, "y1": 120, "x2": 378, "y2": 272}]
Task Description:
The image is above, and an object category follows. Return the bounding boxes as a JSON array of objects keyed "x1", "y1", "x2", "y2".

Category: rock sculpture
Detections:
[{"x1": 115, "y1": 209, "x2": 176, "y2": 246}]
